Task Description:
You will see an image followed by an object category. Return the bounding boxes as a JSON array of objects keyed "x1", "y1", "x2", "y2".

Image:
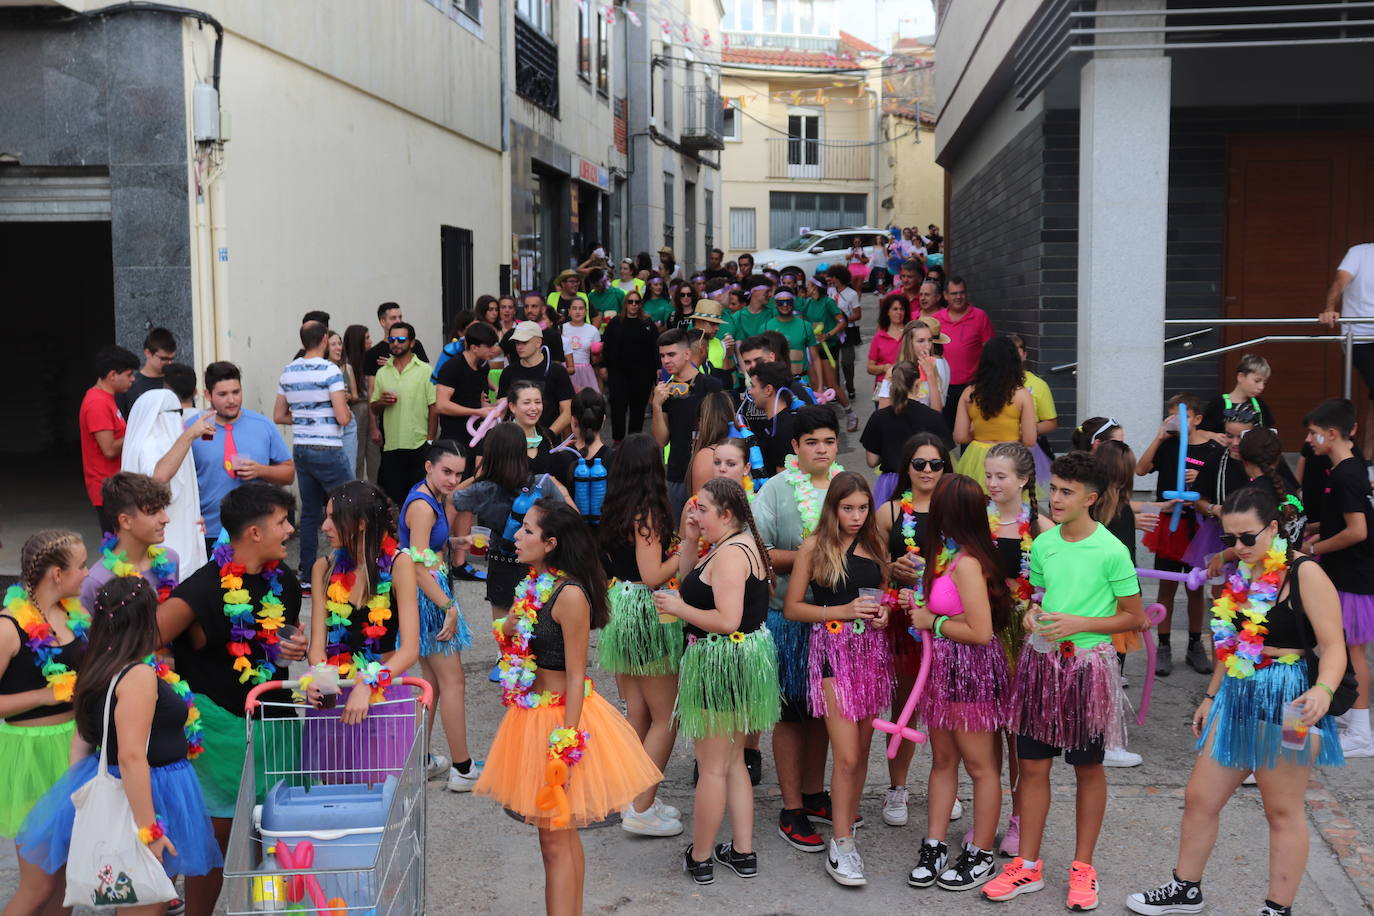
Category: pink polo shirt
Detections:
[
  {"x1": 867, "y1": 328, "x2": 902, "y2": 383},
  {"x1": 934, "y1": 305, "x2": 993, "y2": 385}
]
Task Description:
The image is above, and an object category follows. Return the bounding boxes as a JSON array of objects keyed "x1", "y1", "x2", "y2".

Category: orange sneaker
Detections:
[
  {"x1": 1066, "y1": 860, "x2": 1099, "y2": 911},
  {"x1": 981, "y1": 857, "x2": 1045, "y2": 902}
]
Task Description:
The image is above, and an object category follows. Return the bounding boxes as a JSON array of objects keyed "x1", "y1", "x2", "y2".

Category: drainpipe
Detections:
[
  {"x1": 192, "y1": 155, "x2": 214, "y2": 369},
  {"x1": 207, "y1": 152, "x2": 229, "y2": 359}
]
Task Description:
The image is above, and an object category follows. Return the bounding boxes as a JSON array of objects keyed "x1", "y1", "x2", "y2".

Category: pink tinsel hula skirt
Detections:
[
  {"x1": 1009, "y1": 639, "x2": 1129, "y2": 751},
  {"x1": 807, "y1": 621, "x2": 895, "y2": 721},
  {"x1": 917, "y1": 637, "x2": 1013, "y2": 732}
]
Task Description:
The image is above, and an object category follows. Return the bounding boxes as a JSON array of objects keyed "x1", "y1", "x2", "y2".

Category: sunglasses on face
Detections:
[
  {"x1": 388, "y1": 336, "x2": 410, "y2": 343},
  {"x1": 626, "y1": 297, "x2": 641, "y2": 304},
  {"x1": 911, "y1": 458, "x2": 946, "y2": 471},
  {"x1": 1220, "y1": 531, "x2": 1266, "y2": 548}
]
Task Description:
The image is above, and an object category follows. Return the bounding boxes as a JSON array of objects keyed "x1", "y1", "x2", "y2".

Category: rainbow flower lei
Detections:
[
  {"x1": 143, "y1": 654, "x2": 203, "y2": 758},
  {"x1": 900, "y1": 493, "x2": 922, "y2": 554},
  {"x1": 911, "y1": 538, "x2": 959, "y2": 611},
  {"x1": 1, "y1": 585, "x2": 90, "y2": 703},
  {"x1": 548, "y1": 726, "x2": 589, "y2": 765},
  {"x1": 325, "y1": 536, "x2": 399, "y2": 693},
  {"x1": 988, "y1": 498, "x2": 1033, "y2": 615},
  {"x1": 780, "y1": 454, "x2": 843, "y2": 538},
  {"x1": 493, "y1": 568, "x2": 564, "y2": 707},
  {"x1": 100, "y1": 533, "x2": 178, "y2": 601},
  {"x1": 213, "y1": 543, "x2": 286, "y2": 685},
  {"x1": 1210, "y1": 537, "x2": 1288, "y2": 679}
]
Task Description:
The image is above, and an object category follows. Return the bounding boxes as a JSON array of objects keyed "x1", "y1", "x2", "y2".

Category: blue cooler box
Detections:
[{"x1": 258, "y1": 777, "x2": 397, "y2": 871}]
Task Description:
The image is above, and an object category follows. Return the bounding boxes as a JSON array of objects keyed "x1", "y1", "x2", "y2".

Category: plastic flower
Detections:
[
  {"x1": 825, "y1": 620, "x2": 843, "y2": 634},
  {"x1": 728, "y1": 631, "x2": 746, "y2": 643}
]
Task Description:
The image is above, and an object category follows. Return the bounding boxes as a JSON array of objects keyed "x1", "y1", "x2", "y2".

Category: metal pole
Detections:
[{"x1": 1345, "y1": 327, "x2": 1355, "y2": 399}]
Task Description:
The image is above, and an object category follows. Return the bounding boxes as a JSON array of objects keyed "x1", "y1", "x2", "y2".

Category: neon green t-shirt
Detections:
[
  {"x1": 1029, "y1": 522, "x2": 1139, "y2": 648},
  {"x1": 644, "y1": 297, "x2": 674, "y2": 326},
  {"x1": 587, "y1": 285, "x2": 626, "y2": 320},
  {"x1": 1024, "y1": 369, "x2": 1058, "y2": 422},
  {"x1": 765, "y1": 316, "x2": 817, "y2": 377},
  {"x1": 730, "y1": 305, "x2": 776, "y2": 341}
]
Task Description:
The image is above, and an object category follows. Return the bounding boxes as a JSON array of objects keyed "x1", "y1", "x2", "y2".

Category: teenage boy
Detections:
[
  {"x1": 80, "y1": 345, "x2": 139, "y2": 528},
  {"x1": 984, "y1": 451, "x2": 1146, "y2": 910},
  {"x1": 1303, "y1": 397, "x2": 1374, "y2": 757},
  {"x1": 116, "y1": 326, "x2": 177, "y2": 417},
  {"x1": 751, "y1": 406, "x2": 844, "y2": 858},
  {"x1": 689, "y1": 299, "x2": 734, "y2": 389},
  {"x1": 585, "y1": 267, "x2": 626, "y2": 326},
  {"x1": 1199, "y1": 353, "x2": 1273, "y2": 434},
  {"x1": 1134, "y1": 393, "x2": 1222, "y2": 676},
  {"x1": 158, "y1": 483, "x2": 307, "y2": 916},
  {"x1": 435, "y1": 321, "x2": 503, "y2": 451},
  {"x1": 192, "y1": 361, "x2": 294, "y2": 553},
  {"x1": 497, "y1": 320, "x2": 575, "y2": 435},
  {"x1": 652, "y1": 327, "x2": 723, "y2": 521},
  {"x1": 82, "y1": 472, "x2": 176, "y2": 607},
  {"x1": 731, "y1": 276, "x2": 777, "y2": 341},
  {"x1": 748, "y1": 361, "x2": 798, "y2": 476}
]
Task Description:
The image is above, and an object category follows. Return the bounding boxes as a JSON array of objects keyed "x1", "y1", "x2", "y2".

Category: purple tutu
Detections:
[
  {"x1": 1009, "y1": 640, "x2": 1129, "y2": 751},
  {"x1": 1339, "y1": 590, "x2": 1374, "y2": 645},
  {"x1": 917, "y1": 637, "x2": 1012, "y2": 732},
  {"x1": 807, "y1": 621, "x2": 894, "y2": 721},
  {"x1": 872, "y1": 472, "x2": 899, "y2": 509},
  {"x1": 1181, "y1": 515, "x2": 1224, "y2": 569}
]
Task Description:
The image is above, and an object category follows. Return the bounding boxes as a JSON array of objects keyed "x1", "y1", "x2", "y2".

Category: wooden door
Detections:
[{"x1": 1224, "y1": 134, "x2": 1374, "y2": 438}]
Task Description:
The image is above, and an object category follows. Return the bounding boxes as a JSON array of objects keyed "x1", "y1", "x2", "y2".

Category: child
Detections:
[
  {"x1": 1187, "y1": 405, "x2": 1262, "y2": 603},
  {"x1": 784, "y1": 472, "x2": 893, "y2": 887},
  {"x1": 1303, "y1": 398, "x2": 1374, "y2": 758},
  {"x1": 984, "y1": 452, "x2": 1145, "y2": 910},
  {"x1": 1199, "y1": 353, "x2": 1273, "y2": 434},
  {"x1": 561, "y1": 299, "x2": 602, "y2": 393}
]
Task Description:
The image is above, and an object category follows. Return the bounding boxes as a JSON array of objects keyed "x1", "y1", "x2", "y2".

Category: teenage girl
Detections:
[
  {"x1": 505, "y1": 380, "x2": 564, "y2": 478},
  {"x1": 561, "y1": 299, "x2": 602, "y2": 393},
  {"x1": 688, "y1": 392, "x2": 737, "y2": 496},
  {"x1": 558, "y1": 389, "x2": 614, "y2": 492},
  {"x1": 1188, "y1": 406, "x2": 1262, "y2": 581},
  {"x1": 784, "y1": 472, "x2": 893, "y2": 888}
]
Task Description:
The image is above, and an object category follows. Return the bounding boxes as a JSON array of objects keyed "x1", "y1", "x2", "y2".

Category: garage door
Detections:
[
  {"x1": 0, "y1": 166, "x2": 111, "y2": 222},
  {"x1": 768, "y1": 191, "x2": 866, "y2": 248}
]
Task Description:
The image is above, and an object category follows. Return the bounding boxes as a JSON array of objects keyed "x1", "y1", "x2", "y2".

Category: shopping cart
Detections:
[{"x1": 222, "y1": 677, "x2": 433, "y2": 915}]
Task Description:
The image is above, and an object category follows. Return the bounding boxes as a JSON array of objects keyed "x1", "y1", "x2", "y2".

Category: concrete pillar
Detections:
[{"x1": 1076, "y1": 12, "x2": 1170, "y2": 466}]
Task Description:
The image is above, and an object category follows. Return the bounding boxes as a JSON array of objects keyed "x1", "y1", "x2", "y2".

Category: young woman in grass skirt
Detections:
[
  {"x1": 1128, "y1": 487, "x2": 1346, "y2": 916},
  {"x1": 18, "y1": 576, "x2": 221, "y2": 908},
  {"x1": 597, "y1": 433, "x2": 685, "y2": 837},
  {"x1": 652, "y1": 478, "x2": 781, "y2": 885},
  {"x1": 475, "y1": 501, "x2": 659, "y2": 916},
  {"x1": 784, "y1": 471, "x2": 893, "y2": 887}
]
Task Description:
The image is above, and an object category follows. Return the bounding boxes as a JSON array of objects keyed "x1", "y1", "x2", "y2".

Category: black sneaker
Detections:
[
  {"x1": 936, "y1": 845, "x2": 997, "y2": 891},
  {"x1": 744, "y1": 747, "x2": 762, "y2": 786},
  {"x1": 683, "y1": 845, "x2": 714, "y2": 885},
  {"x1": 1258, "y1": 903, "x2": 1291, "y2": 916},
  {"x1": 801, "y1": 792, "x2": 864, "y2": 829},
  {"x1": 777, "y1": 808, "x2": 826, "y2": 853},
  {"x1": 1126, "y1": 873, "x2": 1204, "y2": 914},
  {"x1": 713, "y1": 842, "x2": 758, "y2": 879},
  {"x1": 452, "y1": 562, "x2": 487, "y2": 582},
  {"x1": 907, "y1": 839, "x2": 948, "y2": 888}
]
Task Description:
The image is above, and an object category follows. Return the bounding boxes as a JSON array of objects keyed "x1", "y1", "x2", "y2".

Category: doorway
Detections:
[
  {"x1": 441, "y1": 225, "x2": 474, "y2": 341},
  {"x1": 684, "y1": 180, "x2": 697, "y2": 273}
]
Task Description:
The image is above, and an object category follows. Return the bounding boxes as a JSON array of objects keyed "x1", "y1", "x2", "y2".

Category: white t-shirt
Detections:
[
  {"x1": 562, "y1": 323, "x2": 601, "y2": 368},
  {"x1": 833, "y1": 285, "x2": 860, "y2": 320},
  {"x1": 1338, "y1": 243, "x2": 1374, "y2": 338}
]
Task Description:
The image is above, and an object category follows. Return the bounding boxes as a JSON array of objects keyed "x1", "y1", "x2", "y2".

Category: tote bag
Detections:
[{"x1": 64, "y1": 667, "x2": 177, "y2": 908}]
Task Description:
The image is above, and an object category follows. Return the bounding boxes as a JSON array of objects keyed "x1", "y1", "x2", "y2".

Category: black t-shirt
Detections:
[
  {"x1": 1199, "y1": 394, "x2": 1272, "y2": 433},
  {"x1": 500, "y1": 327, "x2": 564, "y2": 365},
  {"x1": 547, "y1": 442, "x2": 615, "y2": 493},
  {"x1": 756, "y1": 409, "x2": 796, "y2": 477},
  {"x1": 663, "y1": 372, "x2": 724, "y2": 482},
  {"x1": 601, "y1": 316, "x2": 661, "y2": 377},
  {"x1": 1318, "y1": 456, "x2": 1374, "y2": 594},
  {"x1": 1300, "y1": 443, "x2": 1332, "y2": 525},
  {"x1": 116, "y1": 372, "x2": 165, "y2": 418},
  {"x1": 364, "y1": 339, "x2": 429, "y2": 378},
  {"x1": 702, "y1": 267, "x2": 733, "y2": 282},
  {"x1": 1148, "y1": 435, "x2": 1223, "y2": 507},
  {"x1": 169, "y1": 559, "x2": 302, "y2": 716},
  {"x1": 1195, "y1": 450, "x2": 1252, "y2": 505},
  {"x1": 1106, "y1": 504, "x2": 1137, "y2": 566},
  {"x1": 859, "y1": 404, "x2": 955, "y2": 474},
  {"x1": 497, "y1": 357, "x2": 576, "y2": 431},
  {"x1": 435, "y1": 353, "x2": 491, "y2": 445}
]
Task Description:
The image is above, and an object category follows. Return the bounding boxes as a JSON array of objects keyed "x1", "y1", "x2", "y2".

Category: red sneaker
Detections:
[
  {"x1": 982, "y1": 857, "x2": 1045, "y2": 902},
  {"x1": 1066, "y1": 860, "x2": 1099, "y2": 911}
]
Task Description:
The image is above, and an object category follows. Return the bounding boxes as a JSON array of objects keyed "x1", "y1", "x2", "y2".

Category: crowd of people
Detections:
[{"x1": 8, "y1": 238, "x2": 1368, "y2": 916}]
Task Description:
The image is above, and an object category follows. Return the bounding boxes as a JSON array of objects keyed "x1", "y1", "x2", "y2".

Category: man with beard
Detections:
[{"x1": 370, "y1": 320, "x2": 437, "y2": 507}]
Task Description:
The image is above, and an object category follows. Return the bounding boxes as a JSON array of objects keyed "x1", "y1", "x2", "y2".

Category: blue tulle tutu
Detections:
[
  {"x1": 767, "y1": 608, "x2": 811, "y2": 702},
  {"x1": 1197, "y1": 659, "x2": 1344, "y2": 771},
  {"x1": 17, "y1": 757, "x2": 223, "y2": 877},
  {"x1": 418, "y1": 573, "x2": 472, "y2": 657}
]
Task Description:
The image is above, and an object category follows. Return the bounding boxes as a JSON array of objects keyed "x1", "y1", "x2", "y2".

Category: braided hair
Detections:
[
  {"x1": 700, "y1": 477, "x2": 775, "y2": 586},
  {"x1": 20, "y1": 530, "x2": 83, "y2": 596},
  {"x1": 1238, "y1": 427, "x2": 1303, "y2": 542},
  {"x1": 985, "y1": 442, "x2": 1043, "y2": 535}
]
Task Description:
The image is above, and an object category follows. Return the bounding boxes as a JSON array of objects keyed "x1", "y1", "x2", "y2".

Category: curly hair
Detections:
[{"x1": 970, "y1": 336, "x2": 1025, "y2": 421}]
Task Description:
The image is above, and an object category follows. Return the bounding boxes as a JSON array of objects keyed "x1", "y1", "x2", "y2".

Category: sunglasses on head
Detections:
[
  {"x1": 911, "y1": 458, "x2": 946, "y2": 471},
  {"x1": 1220, "y1": 530, "x2": 1266, "y2": 548}
]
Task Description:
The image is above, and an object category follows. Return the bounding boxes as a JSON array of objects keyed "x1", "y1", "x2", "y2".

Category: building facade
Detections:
[{"x1": 879, "y1": 38, "x2": 941, "y2": 231}]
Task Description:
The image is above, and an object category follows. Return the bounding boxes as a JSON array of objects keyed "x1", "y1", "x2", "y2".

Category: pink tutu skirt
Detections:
[
  {"x1": 1009, "y1": 640, "x2": 1129, "y2": 751},
  {"x1": 807, "y1": 621, "x2": 894, "y2": 721},
  {"x1": 1339, "y1": 590, "x2": 1374, "y2": 645},
  {"x1": 1181, "y1": 515, "x2": 1223, "y2": 569},
  {"x1": 569, "y1": 363, "x2": 600, "y2": 393},
  {"x1": 918, "y1": 637, "x2": 1012, "y2": 732}
]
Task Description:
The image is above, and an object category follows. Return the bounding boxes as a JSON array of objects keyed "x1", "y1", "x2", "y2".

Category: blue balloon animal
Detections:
[{"x1": 1163, "y1": 403, "x2": 1201, "y2": 531}]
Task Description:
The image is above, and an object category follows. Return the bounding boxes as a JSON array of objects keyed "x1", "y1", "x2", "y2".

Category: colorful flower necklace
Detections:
[
  {"x1": 493, "y1": 568, "x2": 568, "y2": 708},
  {"x1": 142, "y1": 654, "x2": 203, "y2": 758},
  {"x1": 214, "y1": 542, "x2": 286, "y2": 685},
  {"x1": 912, "y1": 538, "x2": 959, "y2": 609},
  {"x1": 100, "y1": 533, "x2": 178, "y2": 601},
  {"x1": 988, "y1": 497, "x2": 1033, "y2": 615},
  {"x1": 1, "y1": 586, "x2": 90, "y2": 703},
  {"x1": 780, "y1": 454, "x2": 843, "y2": 538},
  {"x1": 324, "y1": 536, "x2": 399, "y2": 680},
  {"x1": 1210, "y1": 537, "x2": 1289, "y2": 679},
  {"x1": 899, "y1": 493, "x2": 922, "y2": 554}
]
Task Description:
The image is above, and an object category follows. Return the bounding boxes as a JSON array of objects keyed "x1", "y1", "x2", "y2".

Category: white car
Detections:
[{"x1": 754, "y1": 226, "x2": 892, "y2": 286}]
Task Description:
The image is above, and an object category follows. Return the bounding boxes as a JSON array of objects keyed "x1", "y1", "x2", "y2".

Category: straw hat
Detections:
[
  {"x1": 915, "y1": 315, "x2": 952, "y2": 344},
  {"x1": 689, "y1": 299, "x2": 726, "y2": 324}
]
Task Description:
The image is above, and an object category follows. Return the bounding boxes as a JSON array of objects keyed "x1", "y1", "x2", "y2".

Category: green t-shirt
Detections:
[
  {"x1": 765, "y1": 316, "x2": 817, "y2": 377},
  {"x1": 587, "y1": 285, "x2": 626, "y2": 320},
  {"x1": 644, "y1": 297, "x2": 674, "y2": 326},
  {"x1": 1024, "y1": 369, "x2": 1058, "y2": 422},
  {"x1": 1029, "y1": 522, "x2": 1139, "y2": 648},
  {"x1": 800, "y1": 296, "x2": 842, "y2": 336},
  {"x1": 730, "y1": 305, "x2": 776, "y2": 341}
]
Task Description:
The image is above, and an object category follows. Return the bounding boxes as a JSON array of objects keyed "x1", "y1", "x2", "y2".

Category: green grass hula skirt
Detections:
[
  {"x1": 597, "y1": 580, "x2": 684, "y2": 676},
  {"x1": 674, "y1": 626, "x2": 781, "y2": 739}
]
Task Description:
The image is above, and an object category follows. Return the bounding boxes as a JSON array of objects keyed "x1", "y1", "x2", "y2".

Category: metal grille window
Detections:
[
  {"x1": 515, "y1": 16, "x2": 559, "y2": 115},
  {"x1": 577, "y1": 2, "x2": 591, "y2": 83},
  {"x1": 663, "y1": 174, "x2": 675, "y2": 250},
  {"x1": 729, "y1": 207, "x2": 756, "y2": 251},
  {"x1": 768, "y1": 191, "x2": 865, "y2": 247}
]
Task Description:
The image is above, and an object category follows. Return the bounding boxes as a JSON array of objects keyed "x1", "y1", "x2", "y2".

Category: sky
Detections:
[{"x1": 844, "y1": 0, "x2": 937, "y2": 51}]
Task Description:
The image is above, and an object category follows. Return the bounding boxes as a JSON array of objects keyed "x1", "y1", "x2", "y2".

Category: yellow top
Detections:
[{"x1": 966, "y1": 392, "x2": 1025, "y2": 443}]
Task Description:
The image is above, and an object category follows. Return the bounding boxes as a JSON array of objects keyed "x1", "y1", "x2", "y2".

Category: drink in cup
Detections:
[
  {"x1": 469, "y1": 526, "x2": 491, "y2": 557},
  {"x1": 655, "y1": 587, "x2": 680, "y2": 624},
  {"x1": 856, "y1": 587, "x2": 883, "y2": 618},
  {"x1": 310, "y1": 663, "x2": 341, "y2": 710},
  {"x1": 1280, "y1": 700, "x2": 1310, "y2": 751}
]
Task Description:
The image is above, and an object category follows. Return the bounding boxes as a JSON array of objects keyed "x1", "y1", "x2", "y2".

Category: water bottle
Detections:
[
  {"x1": 734, "y1": 420, "x2": 766, "y2": 476},
  {"x1": 573, "y1": 459, "x2": 592, "y2": 516},
  {"x1": 503, "y1": 484, "x2": 538, "y2": 543},
  {"x1": 1028, "y1": 589, "x2": 1054, "y2": 653},
  {"x1": 589, "y1": 458, "x2": 607, "y2": 521}
]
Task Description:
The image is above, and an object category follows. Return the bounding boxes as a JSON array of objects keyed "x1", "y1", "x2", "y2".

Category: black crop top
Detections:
[
  {"x1": 0, "y1": 615, "x2": 84, "y2": 723},
  {"x1": 102, "y1": 670, "x2": 190, "y2": 767},
  {"x1": 809, "y1": 541, "x2": 883, "y2": 606},
  {"x1": 529, "y1": 582, "x2": 585, "y2": 672},
  {"x1": 996, "y1": 537, "x2": 1025, "y2": 581},
  {"x1": 679, "y1": 542, "x2": 770, "y2": 638},
  {"x1": 604, "y1": 541, "x2": 641, "y2": 583},
  {"x1": 887, "y1": 503, "x2": 927, "y2": 562},
  {"x1": 1264, "y1": 556, "x2": 1319, "y2": 651}
]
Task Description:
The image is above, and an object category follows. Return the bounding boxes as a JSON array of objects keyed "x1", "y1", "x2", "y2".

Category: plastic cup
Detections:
[
  {"x1": 469, "y1": 526, "x2": 491, "y2": 557},
  {"x1": 655, "y1": 587, "x2": 680, "y2": 623},
  {"x1": 309, "y1": 663, "x2": 341, "y2": 710},
  {"x1": 857, "y1": 587, "x2": 883, "y2": 618},
  {"x1": 1280, "y1": 700, "x2": 1310, "y2": 751}
]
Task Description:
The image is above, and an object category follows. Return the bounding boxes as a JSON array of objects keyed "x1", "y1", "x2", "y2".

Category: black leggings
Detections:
[{"x1": 607, "y1": 372, "x2": 652, "y2": 443}]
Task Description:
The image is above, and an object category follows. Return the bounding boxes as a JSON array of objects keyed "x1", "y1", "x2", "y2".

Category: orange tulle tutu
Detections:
[{"x1": 474, "y1": 690, "x2": 661, "y2": 829}]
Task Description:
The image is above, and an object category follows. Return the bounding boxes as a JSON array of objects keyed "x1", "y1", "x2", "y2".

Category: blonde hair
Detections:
[
  {"x1": 985, "y1": 442, "x2": 1043, "y2": 533},
  {"x1": 811, "y1": 472, "x2": 889, "y2": 590},
  {"x1": 20, "y1": 529, "x2": 83, "y2": 595}
]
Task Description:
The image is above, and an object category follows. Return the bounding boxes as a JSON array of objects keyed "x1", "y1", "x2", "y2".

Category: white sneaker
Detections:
[
  {"x1": 621, "y1": 803, "x2": 684, "y2": 837},
  {"x1": 426, "y1": 753, "x2": 451, "y2": 780},
  {"x1": 1340, "y1": 730, "x2": 1374, "y2": 758},
  {"x1": 1103, "y1": 747, "x2": 1143, "y2": 767},
  {"x1": 1241, "y1": 772, "x2": 1258, "y2": 786},
  {"x1": 825, "y1": 837, "x2": 867, "y2": 887},
  {"x1": 653, "y1": 798, "x2": 681, "y2": 820},
  {"x1": 844, "y1": 410, "x2": 859, "y2": 433},
  {"x1": 881, "y1": 786, "x2": 909, "y2": 826},
  {"x1": 950, "y1": 797, "x2": 964, "y2": 820},
  {"x1": 446, "y1": 762, "x2": 483, "y2": 792}
]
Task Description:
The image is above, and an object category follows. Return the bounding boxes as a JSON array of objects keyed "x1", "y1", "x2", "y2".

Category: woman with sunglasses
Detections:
[
  {"x1": 643, "y1": 277, "x2": 673, "y2": 327},
  {"x1": 1127, "y1": 486, "x2": 1346, "y2": 916},
  {"x1": 600, "y1": 293, "x2": 661, "y2": 445},
  {"x1": 861, "y1": 362, "x2": 955, "y2": 507},
  {"x1": 670, "y1": 283, "x2": 697, "y2": 329}
]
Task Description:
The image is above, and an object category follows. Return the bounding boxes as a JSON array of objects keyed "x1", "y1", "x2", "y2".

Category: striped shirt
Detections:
[{"x1": 277, "y1": 357, "x2": 345, "y2": 447}]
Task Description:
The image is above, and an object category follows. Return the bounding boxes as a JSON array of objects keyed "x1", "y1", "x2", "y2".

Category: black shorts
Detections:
[
  {"x1": 778, "y1": 694, "x2": 814, "y2": 724},
  {"x1": 1016, "y1": 733, "x2": 1106, "y2": 767},
  {"x1": 485, "y1": 555, "x2": 530, "y2": 608},
  {"x1": 1153, "y1": 553, "x2": 1185, "y2": 574},
  {"x1": 1354, "y1": 343, "x2": 1374, "y2": 394}
]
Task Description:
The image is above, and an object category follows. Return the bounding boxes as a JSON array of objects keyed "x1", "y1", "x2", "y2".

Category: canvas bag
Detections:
[{"x1": 64, "y1": 666, "x2": 177, "y2": 908}]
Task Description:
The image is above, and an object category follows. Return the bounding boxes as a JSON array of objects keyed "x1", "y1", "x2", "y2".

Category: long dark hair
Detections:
[
  {"x1": 343, "y1": 325, "x2": 370, "y2": 388},
  {"x1": 572, "y1": 388, "x2": 606, "y2": 448},
  {"x1": 529, "y1": 500, "x2": 610, "y2": 629},
  {"x1": 326, "y1": 481, "x2": 395, "y2": 595},
  {"x1": 74, "y1": 576, "x2": 160, "y2": 748},
  {"x1": 923, "y1": 474, "x2": 1013, "y2": 630},
  {"x1": 599, "y1": 433, "x2": 674, "y2": 560},
  {"x1": 700, "y1": 477, "x2": 775, "y2": 585},
  {"x1": 477, "y1": 423, "x2": 531, "y2": 493},
  {"x1": 1239, "y1": 427, "x2": 1300, "y2": 536},
  {"x1": 970, "y1": 336, "x2": 1025, "y2": 420},
  {"x1": 811, "y1": 472, "x2": 889, "y2": 589},
  {"x1": 1092, "y1": 439, "x2": 1136, "y2": 524},
  {"x1": 895, "y1": 433, "x2": 952, "y2": 500}
]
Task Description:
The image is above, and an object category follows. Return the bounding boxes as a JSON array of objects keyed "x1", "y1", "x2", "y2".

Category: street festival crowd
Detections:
[{"x1": 4, "y1": 230, "x2": 1374, "y2": 916}]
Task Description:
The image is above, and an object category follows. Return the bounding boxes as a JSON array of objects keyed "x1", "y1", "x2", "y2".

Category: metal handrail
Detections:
[{"x1": 1049, "y1": 327, "x2": 1211, "y2": 374}]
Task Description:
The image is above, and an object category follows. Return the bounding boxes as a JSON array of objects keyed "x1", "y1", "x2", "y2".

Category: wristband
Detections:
[
  {"x1": 353, "y1": 657, "x2": 393, "y2": 702},
  {"x1": 933, "y1": 616, "x2": 949, "y2": 639},
  {"x1": 1203, "y1": 692, "x2": 1216, "y2": 701},
  {"x1": 440, "y1": 598, "x2": 456, "y2": 612},
  {"x1": 138, "y1": 815, "x2": 167, "y2": 845},
  {"x1": 548, "y1": 726, "x2": 589, "y2": 766},
  {"x1": 1315, "y1": 681, "x2": 1335, "y2": 699}
]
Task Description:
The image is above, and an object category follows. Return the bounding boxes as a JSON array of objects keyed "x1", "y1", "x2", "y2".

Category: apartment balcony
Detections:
[
  {"x1": 681, "y1": 86, "x2": 725, "y2": 152},
  {"x1": 514, "y1": 16, "x2": 558, "y2": 116},
  {"x1": 766, "y1": 138, "x2": 870, "y2": 181}
]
